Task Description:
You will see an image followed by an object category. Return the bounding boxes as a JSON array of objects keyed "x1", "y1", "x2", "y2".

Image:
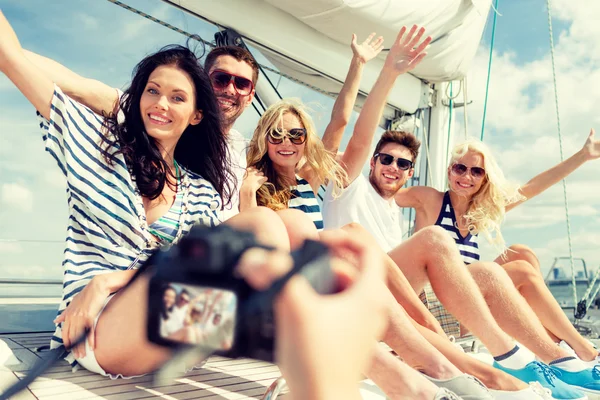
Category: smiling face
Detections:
[
  {"x1": 139, "y1": 64, "x2": 202, "y2": 150},
  {"x1": 369, "y1": 143, "x2": 414, "y2": 199},
  {"x1": 208, "y1": 55, "x2": 255, "y2": 129},
  {"x1": 266, "y1": 112, "x2": 306, "y2": 169},
  {"x1": 163, "y1": 288, "x2": 176, "y2": 310},
  {"x1": 448, "y1": 150, "x2": 486, "y2": 198}
]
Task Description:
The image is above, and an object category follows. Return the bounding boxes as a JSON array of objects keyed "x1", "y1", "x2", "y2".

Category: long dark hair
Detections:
[{"x1": 103, "y1": 44, "x2": 233, "y2": 204}]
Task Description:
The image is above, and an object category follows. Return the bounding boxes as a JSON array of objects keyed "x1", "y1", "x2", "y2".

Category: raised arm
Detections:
[
  {"x1": 340, "y1": 26, "x2": 431, "y2": 183},
  {"x1": 23, "y1": 49, "x2": 119, "y2": 115},
  {"x1": 506, "y1": 129, "x2": 600, "y2": 212},
  {"x1": 0, "y1": 10, "x2": 54, "y2": 120},
  {"x1": 321, "y1": 33, "x2": 384, "y2": 155}
]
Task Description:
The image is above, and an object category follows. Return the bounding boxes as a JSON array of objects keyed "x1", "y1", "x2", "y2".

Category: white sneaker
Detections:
[
  {"x1": 558, "y1": 340, "x2": 600, "y2": 368},
  {"x1": 489, "y1": 382, "x2": 554, "y2": 399},
  {"x1": 434, "y1": 387, "x2": 463, "y2": 400}
]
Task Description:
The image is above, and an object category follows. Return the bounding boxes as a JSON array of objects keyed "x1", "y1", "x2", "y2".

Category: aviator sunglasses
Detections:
[
  {"x1": 451, "y1": 163, "x2": 486, "y2": 180},
  {"x1": 267, "y1": 128, "x2": 307, "y2": 145},
  {"x1": 374, "y1": 153, "x2": 413, "y2": 170},
  {"x1": 209, "y1": 70, "x2": 254, "y2": 96}
]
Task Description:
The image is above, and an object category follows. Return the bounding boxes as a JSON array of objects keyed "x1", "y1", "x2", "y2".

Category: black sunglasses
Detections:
[
  {"x1": 209, "y1": 70, "x2": 254, "y2": 96},
  {"x1": 267, "y1": 128, "x2": 307, "y2": 145},
  {"x1": 375, "y1": 153, "x2": 413, "y2": 170},
  {"x1": 451, "y1": 163, "x2": 486, "y2": 180}
]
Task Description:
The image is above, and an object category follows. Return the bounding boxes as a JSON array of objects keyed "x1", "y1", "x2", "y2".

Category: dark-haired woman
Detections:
[{"x1": 0, "y1": 10, "x2": 297, "y2": 377}]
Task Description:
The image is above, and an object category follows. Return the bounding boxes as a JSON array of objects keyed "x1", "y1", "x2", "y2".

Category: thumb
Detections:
[
  {"x1": 351, "y1": 33, "x2": 357, "y2": 46},
  {"x1": 589, "y1": 128, "x2": 595, "y2": 139},
  {"x1": 54, "y1": 314, "x2": 65, "y2": 324}
]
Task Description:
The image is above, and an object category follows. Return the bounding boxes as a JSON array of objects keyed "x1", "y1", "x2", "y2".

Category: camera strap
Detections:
[{"x1": 0, "y1": 345, "x2": 68, "y2": 400}]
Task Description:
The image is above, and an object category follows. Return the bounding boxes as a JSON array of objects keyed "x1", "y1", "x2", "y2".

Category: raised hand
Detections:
[
  {"x1": 582, "y1": 128, "x2": 600, "y2": 160},
  {"x1": 351, "y1": 32, "x2": 384, "y2": 64},
  {"x1": 0, "y1": 10, "x2": 24, "y2": 71},
  {"x1": 241, "y1": 167, "x2": 268, "y2": 194},
  {"x1": 383, "y1": 25, "x2": 432, "y2": 75}
]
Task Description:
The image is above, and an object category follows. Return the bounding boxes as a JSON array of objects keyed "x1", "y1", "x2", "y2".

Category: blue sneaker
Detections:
[
  {"x1": 493, "y1": 360, "x2": 587, "y2": 400},
  {"x1": 551, "y1": 364, "x2": 600, "y2": 395}
]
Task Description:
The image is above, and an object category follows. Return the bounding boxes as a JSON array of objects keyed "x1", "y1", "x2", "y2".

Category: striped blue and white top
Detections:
[
  {"x1": 434, "y1": 191, "x2": 480, "y2": 265},
  {"x1": 288, "y1": 175, "x2": 323, "y2": 231},
  {"x1": 38, "y1": 86, "x2": 221, "y2": 368}
]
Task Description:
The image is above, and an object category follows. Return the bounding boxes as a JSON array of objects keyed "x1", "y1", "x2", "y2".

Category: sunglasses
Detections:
[
  {"x1": 267, "y1": 128, "x2": 307, "y2": 145},
  {"x1": 451, "y1": 163, "x2": 486, "y2": 180},
  {"x1": 374, "y1": 153, "x2": 413, "y2": 170},
  {"x1": 209, "y1": 70, "x2": 254, "y2": 96}
]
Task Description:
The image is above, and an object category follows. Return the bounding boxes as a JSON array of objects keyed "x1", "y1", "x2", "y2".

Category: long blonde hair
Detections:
[
  {"x1": 246, "y1": 99, "x2": 347, "y2": 211},
  {"x1": 449, "y1": 139, "x2": 525, "y2": 248}
]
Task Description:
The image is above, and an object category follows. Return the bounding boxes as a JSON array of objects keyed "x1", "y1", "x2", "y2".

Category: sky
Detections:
[{"x1": 0, "y1": 0, "x2": 598, "y2": 292}]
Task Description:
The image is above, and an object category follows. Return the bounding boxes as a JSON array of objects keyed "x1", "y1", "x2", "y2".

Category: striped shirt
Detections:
[
  {"x1": 434, "y1": 191, "x2": 480, "y2": 265},
  {"x1": 38, "y1": 86, "x2": 221, "y2": 369},
  {"x1": 288, "y1": 175, "x2": 323, "y2": 231}
]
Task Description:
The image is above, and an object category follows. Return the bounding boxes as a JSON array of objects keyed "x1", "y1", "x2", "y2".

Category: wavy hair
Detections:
[
  {"x1": 246, "y1": 99, "x2": 347, "y2": 210},
  {"x1": 449, "y1": 139, "x2": 525, "y2": 248},
  {"x1": 102, "y1": 44, "x2": 233, "y2": 205}
]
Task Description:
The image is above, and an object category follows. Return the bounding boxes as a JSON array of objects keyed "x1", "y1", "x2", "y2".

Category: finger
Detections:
[
  {"x1": 394, "y1": 26, "x2": 407, "y2": 47},
  {"x1": 406, "y1": 26, "x2": 426, "y2": 50},
  {"x1": 54, "y1": 313, "x2": 65, "y2": 324},
  {"x1": 407, "y1": 52, "x2": 428, "y2": 70},
  {"x1": 62, "y1": 319, "x2": 71, "y2": 350},
  {"x1": 351, "y1": 33, "x2": 357, "y2": 46},
  {"x1": 401, "y1": 25, "x2": 418, "y2": 47},
  {"x1": 259, "y1": 177, "x2": 268, "y2": 185},
  {"x1": 321, "y1": 234, "x2": 385, "y2": 285},
  {"x1": 89, "y1": 324, "x2": 95, "y2": 350},
  {"x1": 364, "y1": 32, "x2": 376, "y2": 45},
  {"x1": 589, "y1": 128, "x2": 595, "y2": 139},
  {"x1": 374, "y1": 43, "x2": 385, "y2": 54},
  {"x1": 236, "y1": 248, "x2": 293, "y2": 291},
  {"x1": 413, "y1": 36, "x2": 432, "y2": 57},
  {"x1": 372, "y1": 36, "x2": 384, "y2": 49}
]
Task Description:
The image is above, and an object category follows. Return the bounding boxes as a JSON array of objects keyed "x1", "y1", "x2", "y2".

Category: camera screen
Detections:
[{"x1": 158, "y1": 283, "x2": 237, "y2": 350}]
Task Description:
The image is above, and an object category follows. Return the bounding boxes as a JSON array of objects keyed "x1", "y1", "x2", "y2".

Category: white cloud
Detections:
[
  {"x1": 1, "y1": 183, "x2": 34, "y2": 213},
  {"x1": 0, "y1": 242, "x2": 23, "y2": 254}
]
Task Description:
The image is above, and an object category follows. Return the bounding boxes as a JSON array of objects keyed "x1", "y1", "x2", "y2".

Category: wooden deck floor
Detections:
[{"x1": 0, "y1": 332, "x2": 285, "y2": 400}]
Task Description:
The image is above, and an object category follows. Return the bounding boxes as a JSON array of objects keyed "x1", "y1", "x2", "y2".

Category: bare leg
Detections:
[
  {"x1": 496, "y1": 244, "x2": 598, "y2": 362},
  {"x1": 410, "y1": 317, "x2": 528, "y2": 391},
  {"x1": 387, "y1": 225, "x2": 515, "y2": 357},
  {"x1": 367, "y1": 346, "x2": 442, "y2": 400},
  {"x1": 340, "y1": 223, "x2": 447, "y2": 336},
  {"x1": 94, "y1": 207, "x2": 292, "y2": 376},
  {"x1": 468, "y1": 261, "x2": 569, "y2": 363},
  {"x1": 277, "y1": 208, "x2": 319, "y2": 249},
  {"x1": 377, "y1": 287, "x2": 462, "y2": 379}
]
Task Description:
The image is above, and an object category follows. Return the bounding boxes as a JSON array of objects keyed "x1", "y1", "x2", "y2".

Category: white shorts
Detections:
[{"x1": 74, "y1": 294, "x2": 145, "y2": 379}]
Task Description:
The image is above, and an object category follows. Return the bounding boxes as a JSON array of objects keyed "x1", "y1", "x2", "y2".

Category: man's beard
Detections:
[
  {"x1": 218, "y1": 94, "x2": 244, "y2": 129},
  {"x1": 369, "y1": 172, "x2": 401, "y2": 199}
]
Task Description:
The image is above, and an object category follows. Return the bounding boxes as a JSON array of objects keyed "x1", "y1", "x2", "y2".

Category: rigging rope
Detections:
[
  {"x1": 106, "y1": 0, "x2": 336, "y2": 97},
  {"x1": 445, "y1": 82, "x2": 454, "y2": 168},
  {"x1": 480, "y1": 0, "x2": 500, "y2": 141},
  {"x1": 463, "y1": 77, "x2": 469, "y2": 140},
  {"x1": 545, "y1": 0, "x2": 578, "y2": 315}
]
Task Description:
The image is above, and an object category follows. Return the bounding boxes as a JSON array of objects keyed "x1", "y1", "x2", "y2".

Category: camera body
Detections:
[{"x1": 147, "y1": 224, "x2": 336, "y2": 362}]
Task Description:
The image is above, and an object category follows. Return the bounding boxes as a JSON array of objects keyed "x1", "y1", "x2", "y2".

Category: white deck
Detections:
[{"x1": 0, "y1": 332, "x2": 388, "y2": 400}]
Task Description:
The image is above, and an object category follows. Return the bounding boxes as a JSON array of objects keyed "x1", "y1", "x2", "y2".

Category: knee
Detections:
[
  {"x1": 505, "y1": 260, "x2": 542, "y2": 288},
  {"x1": 507, "y1": 244, "x2": 540, "y2": 270},
  {"x1": 416, "y1": 225, "x2": 454, "y2": 249},
  {"x1": 469, "y1": 261, "x2": 510, "y2": 287},
  {"x1": 276, "y1": 208, "x2": 319, "y2": 248},
  {"x1": 341, "y1": 222, "x2": 364, "y2": 234}
]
